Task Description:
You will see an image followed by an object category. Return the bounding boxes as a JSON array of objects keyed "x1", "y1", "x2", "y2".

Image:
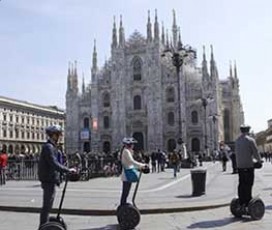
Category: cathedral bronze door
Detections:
[{"x1": 133, "y1": 132, "x2": 144, "y2": 151}]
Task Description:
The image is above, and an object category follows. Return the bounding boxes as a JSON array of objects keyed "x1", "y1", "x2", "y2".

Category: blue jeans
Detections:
[
  {"x1": 173, "y1": 164, "x2": 178, "y2": 177},
  {"x1": 40, "y1": 183, "x2": 56, "y2": 226},
  {"x1": 120, "y1": 181, "x2": 132, "y2": 205}
]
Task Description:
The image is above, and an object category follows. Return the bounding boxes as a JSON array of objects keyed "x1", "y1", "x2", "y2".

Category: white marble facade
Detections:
[{"x1": 65, "y1": 11, "x2": 244, "y2": 156}]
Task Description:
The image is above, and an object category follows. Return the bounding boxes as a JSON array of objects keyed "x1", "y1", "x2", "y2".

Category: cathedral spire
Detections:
[
  {"x1": 92, "y1": 39, "x2": 97, "y2": 71},
  {"x1": 210, "y1": 45, "x2": 218, "y2": 81},
  {"x1": 161, "y1": 21, "x2": 165, "y2": 45},
  {"x1": 166, "y1": 29, "x2": 169, "y2": 49},
  {"x1": 172, "y1": 9, "x2": 178, "y2": 48},
  {"x1": 82, "y1": 73, "x2": 85, "y2": 94},
  {"x1": 147, "y1": 10, "x2": 152, "y2": 43},
  {"x1": 119, "y1": 15, "x2": 125, "y2": 47},
  {"x1": 177, "y1": 27, "x2": 182, "y2": 49},
  {"x1": 111, "y1": 16, "x2": 118, "y2": 49},
  {"x1": 67, "y1": 61, "x2": 72, "y2": 90},
  {"x1": 154, "y1": 9, "x2": 159, "y2": 41},
  {"x1": 229, "y1": 60, "x2": 233, "y2": 78},
  {"x1": 234, "y1": 60, "x2": 238, "y2": 79},
  {"x1": 73, "y1": 60, "x2": 78, "y2": 92}
]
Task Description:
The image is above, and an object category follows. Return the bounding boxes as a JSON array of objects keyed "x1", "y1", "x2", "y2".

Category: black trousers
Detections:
[
  {"x1": 40, "y1": 183, "x2": 56, "y2": 226},
  {"x1": 120, "y1": 181, "x2": 132, "y2": 205},
  {"x1": 238, "y1": 168, "x2": 254, "y2": 206}
]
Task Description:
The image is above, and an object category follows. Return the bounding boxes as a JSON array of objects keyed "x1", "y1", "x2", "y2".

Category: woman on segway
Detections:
[{"x1": 119, "y1": 137, "x2": 148, "y2": 205}]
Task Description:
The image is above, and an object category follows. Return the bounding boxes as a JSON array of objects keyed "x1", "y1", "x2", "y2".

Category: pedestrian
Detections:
[
  {"x1": 235, "y1": 124, "x2": 262, "y2": 212},
  {"x1": 119, "y1": 137, "x2": 147, "y2": 205},
  {"x1": 229, "y1": 150, "x2": 238, "y2": 174},
  {"x1": 151, "y1": 151, "x2": 157, "y2": 173},
  {"x1": 219, "y1": 141, "x2": 229, "y2": 172},
  {"x1": 0, "y1": 147, "x2": 8, "y2": 185},
  {"x1": 169, "y1": 150, "x2": 180, "y2": 178},
  {"x1": 38, "y1": 125, "x2": 76, "y2": 228}
]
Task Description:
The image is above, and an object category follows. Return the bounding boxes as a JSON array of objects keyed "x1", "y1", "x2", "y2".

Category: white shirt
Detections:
[{"x1": 121, "y1": 148, "x2": 145, "y2": 181}]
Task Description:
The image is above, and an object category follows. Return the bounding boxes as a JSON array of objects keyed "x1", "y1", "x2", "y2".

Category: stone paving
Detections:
[{"x1": 0, "y1": 161, "x2": 272, "y2": 229}]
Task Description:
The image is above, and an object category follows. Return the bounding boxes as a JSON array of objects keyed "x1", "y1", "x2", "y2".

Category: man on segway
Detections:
[
  {"x1": 235, "y1": 124, "x2": 262, "y2": 213},
  {"x1": 38, "y1": 125, "x2": 76, "y2": 228}
]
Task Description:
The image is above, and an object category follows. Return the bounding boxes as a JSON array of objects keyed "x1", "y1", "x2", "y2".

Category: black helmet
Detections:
[
  {"x1": 240, "y1": 124, "x2": 251, "y2": 133},
  {"x1": 46, "y1": 125, "x2": 63, "y2": 136}
]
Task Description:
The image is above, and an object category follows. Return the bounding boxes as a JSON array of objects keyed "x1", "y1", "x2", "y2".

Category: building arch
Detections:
[
  {"x1": 133, "y1": 95, "x2": 142, "y2": 110},
  {"x1": 167, "y1": 139, "x2": 176, "y2": 152},
  {"x1": 132, "y1": 56, "x2": 142, "y2": 81},
  {"x1": 167, "y1": 112, "x2": 175, "y2": 126},
  {"x1": 103, "y1": 92, "x2": 110, "y2": 107},
  {"x1": 191, "y1": 138, "x2": 200, "y2": 152},
  {"x1": 224, "y1": 109, "x2": 231, "y2": 142},
  {"x1": 191, "y1": 111, "x2": 198, "y2": 124},
  {"x1": 166, "y1": 87, "x2": 175, "y2": 103},
  {"x1": 103, "y1": 141, "x2": 111, "y2": 154}
]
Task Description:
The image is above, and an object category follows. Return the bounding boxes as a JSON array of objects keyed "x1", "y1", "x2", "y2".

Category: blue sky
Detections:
[{"x1": 0, "y1": 0, "x2": 271, "y2": 133}]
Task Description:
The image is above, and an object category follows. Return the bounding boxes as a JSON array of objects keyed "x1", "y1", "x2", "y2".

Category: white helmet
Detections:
[{"x1": 122, "y1": 137, "x2": 138, "y2": 145}]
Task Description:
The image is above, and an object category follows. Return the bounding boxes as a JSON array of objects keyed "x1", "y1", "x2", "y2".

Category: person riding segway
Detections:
[
  {"x1": 116, "y1": 137, "x2": 149, "y2": 230},
  {"x1": 230, "y1": 124, "x2": 265, "y2": 220},
  {"x1": 38, "y1": 125, "x2": 77, "y2": 229}
]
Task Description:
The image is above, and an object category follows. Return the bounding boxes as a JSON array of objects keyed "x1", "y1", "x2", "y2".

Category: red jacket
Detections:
[{"x1": 0, "y1": 153, "x2": 8, "y2": 168}]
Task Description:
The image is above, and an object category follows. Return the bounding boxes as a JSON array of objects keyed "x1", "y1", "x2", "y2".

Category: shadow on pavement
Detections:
[
  {"x1": 187, "y1": 217, "x2": 240, "y2": 229},
  {"x1": 175, "y1": 195, "x2": 193, "y2": 199},
  {"x1": 79, "y1": 224, "x2": 119, "y2": 230}
]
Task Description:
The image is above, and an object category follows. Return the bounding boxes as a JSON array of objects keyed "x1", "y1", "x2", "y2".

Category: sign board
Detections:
[{"x1": 80, "y1": 129, "x2": 90, "y2": 140}]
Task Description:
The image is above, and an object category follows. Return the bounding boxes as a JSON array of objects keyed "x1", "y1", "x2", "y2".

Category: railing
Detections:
[{"x1": 3, "y1": 156, "x2": 121, "y2": 181}]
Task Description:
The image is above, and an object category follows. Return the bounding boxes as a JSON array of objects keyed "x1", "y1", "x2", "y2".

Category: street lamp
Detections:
[
  {"x1": 162, "y1": 43, "x2": 196, "y2": 147},
  {"x1": 201, "y1": 98, "x2": 208, "y2": 154}
]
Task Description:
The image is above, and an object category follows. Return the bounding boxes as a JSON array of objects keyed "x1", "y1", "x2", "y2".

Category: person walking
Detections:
[
  {"x1": 38, "y1": 125, "x2": 76, "y2": 228},
  {"x1": 219, "y1": 141, "x2": 229, "y2": 172},
  {"x1": 119, "y1": 137, "x2": 147, "y2": 205},
  {"x1": 0, "y1": 147, "x2": 8, "y2": 185},
  {"x1": 235, "y1": 124, "x2": 262, "y2": 211},
  {"x1": 169, "y1": 150, "x2": 180, "y2": 178}
]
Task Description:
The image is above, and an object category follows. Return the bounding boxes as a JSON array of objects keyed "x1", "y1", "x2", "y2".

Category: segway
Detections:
[
  {"x1": 230, "y1": 162, "x2": 265, "y2": 220},
  {"x1": 117, "y1": 166, "x2": 150, "y2": 230},
  {"x1": 39, "y1": 172, "x2": 80, "y2": 230}
]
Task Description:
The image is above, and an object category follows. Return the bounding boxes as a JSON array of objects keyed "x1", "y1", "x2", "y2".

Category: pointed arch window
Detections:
[
  {"x1": 166, "y1": 87, "x2": 175, "y2": 103},
  {"x1": 134, "y1": 95, "x2": 142, "y2": 110},
  {"x1": 83, "y1": 117, "x2": 90, "y2": 129},
  {"x1": 103, "y1": 93, "x2": 110, "y2": 107},
  {"x1": 133, "y1": 57, "x2": 142, "y2": 81},
  {"x1": 191, "y1": 111, "x2": 198, "y2": 124},
  {"x1": 103, "y1": 116, "x2": 110, "y2": 129},
  {"x1": 168, "y1": 112, "x2": 175, "y2": 126}
]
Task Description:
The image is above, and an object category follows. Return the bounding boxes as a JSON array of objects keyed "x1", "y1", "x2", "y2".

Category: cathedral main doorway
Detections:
[{"x1": 133, "y1": 132, "x2": 144, "y2": 151}]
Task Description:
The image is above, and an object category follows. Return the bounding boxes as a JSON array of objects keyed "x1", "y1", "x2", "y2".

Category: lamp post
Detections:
[
  {"x1": 201, "y1": 98, "x2": 208, "y2": 155},
  {"x1": 162, "y1": 43, "x2": 196, "y2": 147}
]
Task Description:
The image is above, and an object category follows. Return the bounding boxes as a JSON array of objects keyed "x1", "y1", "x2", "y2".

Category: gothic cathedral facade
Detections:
[{"x1": 65, "y1": 11, "x2": 244, "y2": 155}]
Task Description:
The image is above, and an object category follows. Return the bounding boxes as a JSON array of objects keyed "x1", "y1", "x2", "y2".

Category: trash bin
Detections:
[{"x1": 191, "y1": 169, "x2": 207, "y2": 196}]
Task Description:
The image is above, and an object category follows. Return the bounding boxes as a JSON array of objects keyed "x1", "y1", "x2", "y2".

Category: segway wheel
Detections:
[
  {"x1": 49, "y1": 216, "x2": 67, "y2": 230},
  {"x1": 230, "y1": 198, "x2": 243, "y2": 218},
  {"x1": 117, "y1": 204, "x2": 141, "y2": 230},
  {"x1": 39, "y1": 222, "x2": 65, "y2": 230},
  {"x1": 248, "y1": 198, "x2": 265, "y2": 220}
]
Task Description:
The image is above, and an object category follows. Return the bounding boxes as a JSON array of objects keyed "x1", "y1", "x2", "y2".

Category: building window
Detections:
[
  {"x1": 22, "y1": 131, "x2": 25, "y2": 139},
  {"x1": 27, "y1": 117, "x2": 30, "y2": 124},
  {"x1": 16, "y1": 116, "x2": 19, "y2": 123},
  {"x1": 133, "y1": 57, "x2": 142, "y2": 81},
  {"x1": 191, "y1": 111, "x2": 198, "y2": 124},
  {"x1": 10, "y1": 115, "x2": 13, "y2": 122},
  {"x1": 15, "y1": 129, "x2": 19, "y2": 139},
  {"x1": 103, "y1": 116, "x2": 110, "y2": 129},
  {"x1": 3, "y1": 130, "x2": 7, "y2": 138},
  {"x1": 224, "y1": 109, "x2": 230, "y2": 142},
  {"x1": 27, "y1": 132, "x2": 30, "y2": 139},
  {"x1": 83, "y1": 117, "x2": 90, "y2": 129},
  {"x1": 191, "y1": 138, "x2": 200, "y2": 152},
  {"x1": 37, "y1": 133, "x2": 40, "y2": 140},
  {"x1": 134, "y1": 95, "x2": 142, "y2": 110},
  {"x1": 166, "y1": 87, "x2": 175, "y2": 102},
  {"x1": 103, "y1": 93, "x2": 110, "y2": 107},
  {"x1": 10, "y1": 130, "x2": 13, "y2": 138},
  {"x1": 22, "y1": 117, "x2": 25, "y2": 124},
  {"x1": 32, "y1": 132, "x2": 35, "y2": 139},
  {"x1": 168, "y1": 112, "x2": 175, "y2": 126},
  {"x1": 3, "y1": 114, "x2": 6, "y2": 121}
]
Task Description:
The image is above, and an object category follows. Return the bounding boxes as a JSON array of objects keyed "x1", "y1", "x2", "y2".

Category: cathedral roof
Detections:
[{"x1": 126, "y1": 30, "x2": 146, "y2": 48}]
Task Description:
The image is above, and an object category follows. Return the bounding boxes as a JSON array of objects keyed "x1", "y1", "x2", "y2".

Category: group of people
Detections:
[
  {"x1": 37, "y1": 123, "x2": 263, "y2": 228},
  {"x1": 0, "y1": 148, "x2": 8, "y2": 185}
]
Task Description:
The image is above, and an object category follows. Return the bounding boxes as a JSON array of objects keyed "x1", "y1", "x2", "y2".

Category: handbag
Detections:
[{"x1": 124, "y1": 167, "x2": 139, "y2": 183}]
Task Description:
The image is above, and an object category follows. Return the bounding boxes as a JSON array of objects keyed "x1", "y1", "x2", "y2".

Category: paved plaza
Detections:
[{"x1": 1, "y1": 161, "x2": 272, "y2": 229}]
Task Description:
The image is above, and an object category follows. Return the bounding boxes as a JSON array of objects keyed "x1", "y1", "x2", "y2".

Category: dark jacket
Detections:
[{"x1": 38, "y1": 140, "x2": 69, "y2": 185}]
